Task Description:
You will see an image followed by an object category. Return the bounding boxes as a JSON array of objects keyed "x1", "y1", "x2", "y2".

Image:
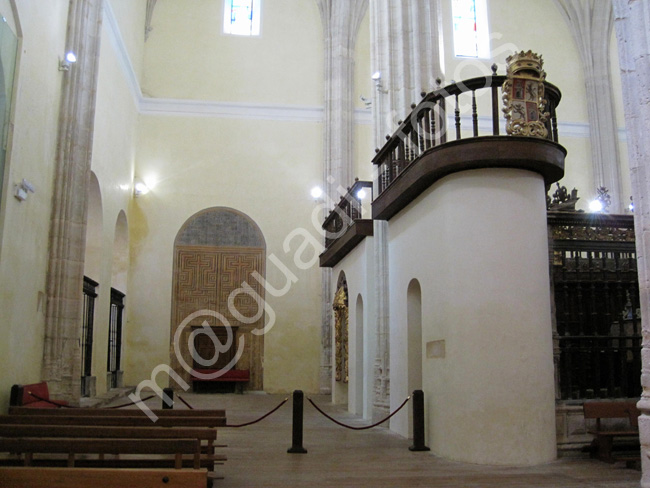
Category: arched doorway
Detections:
[
  {"x1": 170, "y1": 207, "x2": 266, "y2": 391},
  {"x1": 80, "y1": 172, "x2": 103, "y2": 397},
  {"x1": 333, "y1": 272, "x2": 348, "y2": 404},
  {"x1": 107, "y1": 211, "x2": 128, "y2": 389}
]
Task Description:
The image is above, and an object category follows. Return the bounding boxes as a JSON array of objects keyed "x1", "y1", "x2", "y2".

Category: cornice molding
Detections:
[{"x1": 102, "y1": 0, "x2": 621, "y2": 137}]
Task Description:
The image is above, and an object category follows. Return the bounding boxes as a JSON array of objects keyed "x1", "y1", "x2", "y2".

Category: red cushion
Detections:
[
  {"x1": 22, "y1": 382, "x2": 50, "y2": 405},
  {"x1": 192, "y1": 369, "x2": 250, "y2": 381},
  {"x1": 22, "y1": 401, "x2": 60, "y2": 409},
  {"x1": 19, "y1": 382, "x2": 68, "y2": 407}
]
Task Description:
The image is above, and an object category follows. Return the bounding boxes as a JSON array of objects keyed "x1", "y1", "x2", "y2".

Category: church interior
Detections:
[{"x1": 1, "y1": 0, "x2": 650, "y2": 486}]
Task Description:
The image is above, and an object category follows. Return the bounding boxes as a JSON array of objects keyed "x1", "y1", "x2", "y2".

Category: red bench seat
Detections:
[
  {"x1": 191, "y1": 369, "x2": 250, "y2": 382},
  {"x1": 191, "y1": 369, "x2": 250, "y2": 394},
  {"x1": 10, "y1": 382, "x2": 68, "y2": 409}
]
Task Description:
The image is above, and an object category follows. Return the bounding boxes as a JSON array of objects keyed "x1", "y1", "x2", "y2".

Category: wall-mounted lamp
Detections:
[
  {"x1": 629, "y1": 196, "x2": 634, "y2": 213},
  {"x1": 588, "y1": 186, "x2": 611, "y2": 213},
  {"x1": 372, "y1": 71, "x2": 388, "y2": 94},
  {"x1": 59, "y1": 51, "x2": 77, "y2": 71},
  {"x1": 14, "y1": 178, "x2": 35, "y2": 202},
  {"x1": 310, "y1": 186, "x2": 324, "y2": 201},
  {"x1": 356, "y1": 189, "x2": 367, "y2": 200},
  {"x1": 134, "y1": 180, "x2": 151, "y2": 197}
]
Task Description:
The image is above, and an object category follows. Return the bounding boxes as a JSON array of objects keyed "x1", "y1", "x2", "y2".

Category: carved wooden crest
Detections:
[{"x1": 502, "y1": 50, "x2": 548, "y2": 138}]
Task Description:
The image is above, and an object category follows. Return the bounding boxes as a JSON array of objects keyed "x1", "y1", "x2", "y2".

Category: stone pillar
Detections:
[
  {"x1": 554, "y1": 0, "x2": 623, "y2": 212},
  {"x1": 42, "y1": 0, "x2": 104, "y2": 404},
  {"x1": 316, "y1": 0, "x2": 368, "y2": 394},
  {"x1": 369, "y1": 0, "x2": 443, "y2": 420},
  {"x1": 612, "y1": 1, "x2": 650, "y2": 484}
]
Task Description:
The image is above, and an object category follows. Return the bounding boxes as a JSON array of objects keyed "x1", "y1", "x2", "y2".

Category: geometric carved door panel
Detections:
[{"x1": 170, "y1": 208, "x2": 266, "y2": 390}]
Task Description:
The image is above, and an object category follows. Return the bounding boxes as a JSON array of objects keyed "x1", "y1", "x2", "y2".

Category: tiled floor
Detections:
[{"x1": 130, "y1": 391, "x2": 642, "y2": 488}]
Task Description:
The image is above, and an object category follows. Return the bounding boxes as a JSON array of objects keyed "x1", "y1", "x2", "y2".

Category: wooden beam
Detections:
[{"x1": 0, "y1": 467, "x2": 207, "y2": 488}]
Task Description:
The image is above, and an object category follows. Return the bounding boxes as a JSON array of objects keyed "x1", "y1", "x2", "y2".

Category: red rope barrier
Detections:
[
  {"x1": 26, "y1": 392, "x2": 75, "y2": 408},
  {"x1": 307, "y1": 395, "x2": 410, "y2": 430},
  {"x1": 106, "y1": 394, "x2": 156, "y2": 409},
  {"x1": 176, "y1": 394, "x2": 194, "y2": 410},
  {"x1": 25, "y1": 391, "x2": 156, "y2": 410},
  {"x1": 226, "y1": 397, "x2": 289, "y2": 428}
]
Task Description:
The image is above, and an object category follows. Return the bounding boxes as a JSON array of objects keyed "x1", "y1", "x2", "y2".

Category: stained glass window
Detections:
[
  {"x1": 452, "y1": 0, "x2": 489, "y2": 58},
  {"x1": 223, "y1": 0, "x2": 261, "y2": 36}
]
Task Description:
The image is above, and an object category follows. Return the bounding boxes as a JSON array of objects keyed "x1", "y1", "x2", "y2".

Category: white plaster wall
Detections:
[
  {"x1": 387, "y1": 168, "x2": 556, "y2": 466},
  {"x1": 331, "y1": 237, "x2": 375, "y2": 418},
  {"x1": 0, "y1": 0, "x2": 69, "y2": 412}
]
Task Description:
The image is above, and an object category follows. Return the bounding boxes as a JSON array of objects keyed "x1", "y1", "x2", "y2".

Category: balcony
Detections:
[
  {"x1": 372, "y1": 66, "x2": 566, "y2": 220},
  {"x1": 319, "y1": 179, "x2": 373, "y2": 268}
]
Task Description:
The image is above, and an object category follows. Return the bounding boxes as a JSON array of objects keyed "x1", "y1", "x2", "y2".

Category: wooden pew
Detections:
[
  {"x1": 8, "y1": 407, "x2": 226, "y2": 418},
  {"x1": 0, "y1": 425, "x2": 225, "y2": 460},
  {"x1": 0, "y1": 414, "x2": 226, "y2": 428},
  {"x1": 583, "y1": 400, "x2": 640, "y2": 464},
  {"x1": 0, "y1": 437, "x2": 200, "y2": 469},
  {"x1": 0, "y1": 467, "x2": 207, "y2": 488}
]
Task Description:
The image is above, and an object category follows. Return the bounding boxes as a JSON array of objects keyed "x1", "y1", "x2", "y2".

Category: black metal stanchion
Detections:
[
  {"x1": 287, "y1": 390, "x2": 307, "y2": 453},
  {"x1": 409, "y1": 389, "x2": 430, "y2": 451},
  {"x1": 162, "y1": 387, "x2": 174, "y2": 409}
]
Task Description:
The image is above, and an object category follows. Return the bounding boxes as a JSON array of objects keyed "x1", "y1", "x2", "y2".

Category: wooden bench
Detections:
[
  {"x1": 9, "y1": 382, "x2": 68, "y2": 409},
  {"x1": 192, "y1": 369, "x2": 250, "y2": 393},
  {"x1": 583, "y1": 400, "x2": 640, "y2": 464},
  {"x1": 8, "y1": 407, "x2": 226, "y2": 418},
  {"x1": 0, "y1": 467, "x2": 207, "y2": 488},
  {"x1": 0, "y1": 414, "x2": 226, "y2": 428},
  {"x1": 0, "y1": 437, "x2": 200, "y2": 469},
  {"x1": 0, "y1": 425, "x2": 225, "y2": 463}
]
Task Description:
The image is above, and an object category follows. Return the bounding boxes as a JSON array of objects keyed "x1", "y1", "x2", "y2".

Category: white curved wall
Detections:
[{"x1": 388, "y1": 168, "x2": 556, "y2": 465}]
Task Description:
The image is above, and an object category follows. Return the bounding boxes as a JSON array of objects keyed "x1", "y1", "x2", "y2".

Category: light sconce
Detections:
[
  {"x1": 59, "y1": 51, "x2": 77, "y2": 71},
  {"x1": 371, "y1": 71, "x2": 388, "y2": 94},
  {"x1": 629, "y1": 196, "x2": 634, "y2": 213},
  {"x1": 134, "y1": 180, "x2": 151, "y2": 197},
  {"x1": 13, "y1": 178, "x2": 35, "y2": 202},
  {"x1": 310, "y1": 186, "x2": 324, "y2": 201},
  {"x1": 588, "y1": 186, "x2": 611, "y2": 213},
  {"x1": 356, "y1": 189, "x2": 367, "y2": 200}
]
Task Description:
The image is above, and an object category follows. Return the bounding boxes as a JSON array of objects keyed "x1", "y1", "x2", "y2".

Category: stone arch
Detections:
[
  {"x1": 84, "y1": 172, "x2": 103, "y2": 283},
  {"x1": 353, "y1": 292, "x2": 364, "y2": 415},
  {"x1": 407, "y1": 278, "x2": 423, "y2": 438},
  {"x1": 111, "y1": 210, "x2": 128, "y2": 293},
  {"x1": 333, "y1": 271, "x2": 349, "y2": 403},
  {"x1": 170, "y1": 207, "x2": 266, "y2": 391},
  {"x1": 407, "y1": 278, "x2": 423, "y2": 394}
]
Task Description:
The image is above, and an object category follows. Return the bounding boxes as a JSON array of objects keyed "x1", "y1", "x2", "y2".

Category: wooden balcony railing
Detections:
[
  {"x1": 319, "y1": 179, "x2": 373, "y2": 268},
  {"x1": 372, "y1": 65, "x2": 562, "y2": 197}
]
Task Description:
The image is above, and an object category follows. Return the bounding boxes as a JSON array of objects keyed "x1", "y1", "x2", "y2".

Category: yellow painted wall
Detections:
[
  {"x1": 127, "y1": 115, "x2": 323, "y2": 394},
  {"x1": 84, "y1": 0, "x2": 143, "y2": 397},
  {"x1": 0, "y1": 0, "x2": 68, "y2": 412},
  {"x1": 438, "y1": 0, "x2": 629, "y2": 214},
  {"x1": 141, "y1": 0, "x2": 322, "y2": 106}
]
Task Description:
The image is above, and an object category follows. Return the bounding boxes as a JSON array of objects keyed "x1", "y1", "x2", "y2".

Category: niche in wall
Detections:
[{"x1": 170, "y1": 207, "x2": 266, "y2": 391}]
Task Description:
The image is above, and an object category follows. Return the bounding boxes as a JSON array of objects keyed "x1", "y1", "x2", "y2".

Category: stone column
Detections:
[
  {"x1": 612, "y1": 1, "x2": 650, "y2": 484},
  {"x1": 316, "y1": 0, "x2": 369, "y2": 393},
  {"x1": 369, "y1": 0, "x2": 443, "y2": 420},
  {"x1": 42, "y1": 0, "x2": 104, "y2": 404},
  {"x1": 554, "y1": 0, "x2": 623, "y2": 212}
]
